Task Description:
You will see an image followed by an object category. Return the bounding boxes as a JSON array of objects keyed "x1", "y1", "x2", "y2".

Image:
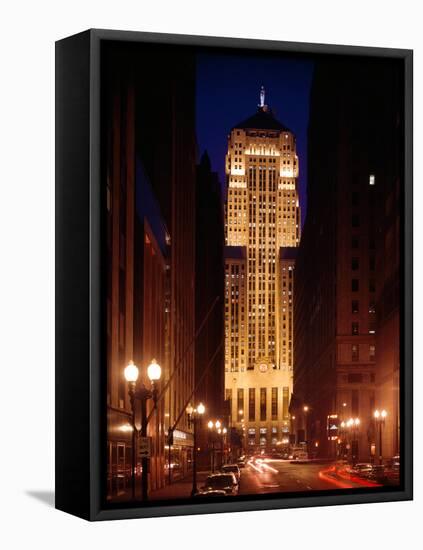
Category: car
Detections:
[
  {"x1": 293, "y1": 451, "x2": 308, "y2": 460},
  {"x1": 193, "y1": 490, "x2": 227, "y2": 498},
  {"x1": 202, "y1": 473, "x2": 239, "y2": 495},
  {"x1": 221, "y1": 464, "x2": 241, "y2": 483},
  {"x1": 367, "y1": 465, "x2": 388, "y2": 483},
  {"x1": 386, "y1": 455, "x2": 400, "y2": 470},
  {"x1": 350, "y1": 463, "x2": 373, "y2": 477},
  {"x1": 237, "y1": 459, "x2": 246, "y2": 469}
]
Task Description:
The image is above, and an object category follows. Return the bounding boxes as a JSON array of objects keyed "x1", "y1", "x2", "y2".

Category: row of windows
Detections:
[
  {"x1": 234, "y1": 387, "x2": 290, "y2": 422},
  {"x1": 351, "y1": 344, "x2": 376, "y2": 361},
  {"x1": 351, "y1": 257, "x2": 375, "y2": 271},
  {"x1": 351, "y1": 279, "x2": 376, "y2": 292}
]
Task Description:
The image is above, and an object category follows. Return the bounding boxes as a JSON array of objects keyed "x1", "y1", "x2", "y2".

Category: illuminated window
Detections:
[
  {"x1": 260, "y1": 388, "x2": 267, "y2": 420},
  {"x1": 237, "y1": 389, "x2": 244, "y2": 422},
  {"x1": 249, "y1": 388, "x2": 255, "y2": 421},
  {"x1": 271, "y1": 388, "x2": 278, "y2": 420},
  {"x1": 352, "y1": 322, "x2": 359, "y2": 336},
  {"x1": 369, "y1": 174, "x2": 375, "y2": 186}
]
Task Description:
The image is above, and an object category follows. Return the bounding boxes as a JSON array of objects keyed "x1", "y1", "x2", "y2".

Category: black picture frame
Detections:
[{"x1": 55, "y1": 29, "x2": 413, "y2": 521}]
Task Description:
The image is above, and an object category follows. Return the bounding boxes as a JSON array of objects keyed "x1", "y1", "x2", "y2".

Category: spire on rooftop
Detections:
[{"x1": 259, "y1": 86, "x2": 266, "y2": 108}]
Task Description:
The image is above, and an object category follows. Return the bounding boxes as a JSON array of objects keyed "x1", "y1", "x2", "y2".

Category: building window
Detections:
[
  {"x1": 369, "y1": 279, "x2": 376, "y2": 293},
  {"x1": 249, "y1": 388, "x2": 255, "y2": 422},
  {"x1": 271, "y1": 387, "x2": 278, "y2": 420},
  {"x1": 352, "y1": 236, "x2": 359, "y2": 249},
  {"x1": 348, "y1": 373, "x2": 363, "y2": 383},
  {"x1": 352, "y1": 300, "x2": 359, "y2": 314},
  {"x1": 369, "y1": 257, "x2": 376, "y2": 271},
  {"x1": 352, "y1": 279, "x2": 359, "y2": 292},
  {"x1": 369, "y1": 174, "x2": 375, "y2": 186},
  {"x1": 351, "y1": 344, "x2": 359, "y2": 361},
  {"x1": 225, "y1": 389, "x2": 232, "y2": 417},
  {"x1": 283, "y1": 387, "x2": 289, "y2": 419},
  {"x1": 352, "y1": 322, "x2": 359, "y2": 336},
  {"x1": 352, "y1": 214, "x2": 360, "y2": 227},
  {"x1": 351, "y1": 192, "x2": 359, "y2": 206},
  {"x1": 369, "y1": 301, "x2": 376, "y2": 314},
  {"x1": 370, "y1": 345, "x2": 376, "y2": 360},
  {"x1": 352, "y1": 390, "x2": 359, "y2": 415},
  {"x1": 351, "y1": 257, "x2": 359, "y2": 271},
  {"x1": 237, "y1": 389, "x2": 244, "y2": 422},
  {"x1": 260, "y1": 388, "x2": 267, "y2": 421}
]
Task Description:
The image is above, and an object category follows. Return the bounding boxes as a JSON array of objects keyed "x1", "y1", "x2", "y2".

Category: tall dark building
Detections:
[
  {"x1": 133, "y1": 45, "x2": 197, "y2": 482},
  {"x1": 292, "y1": 58, "x2": 403, "y2": 461},
  {"x1": 105, "y1": 42, "x2": 198, "y2": 496},
  {"x1": 195, "y1": 152, "x2": 225, "y2": 416},
  {"x1": 195, "y1": 152, "x2": 225, "y2": 467}
]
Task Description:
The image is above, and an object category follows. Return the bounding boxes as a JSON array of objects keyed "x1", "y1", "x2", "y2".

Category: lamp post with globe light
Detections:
[
  {"x1": 186, "y1": 402, "x2": 205, "y2": 496},
  {"x1": 345, "y1": 417, "x2": 360, "y2": 465},
  {"x1": 124, "y1": 358, "x2": 162, "y2": 501},
  {"x1": 374, "y1": 409, "x2": 387, "y2": 465},
  {"x1": 207, "y1": 419, "x2": 222, "y2": 472}
]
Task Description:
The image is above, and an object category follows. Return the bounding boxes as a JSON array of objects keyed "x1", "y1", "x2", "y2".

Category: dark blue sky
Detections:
[{"x1": 196, "y1": 52, "x2": 314, "y2": 223}]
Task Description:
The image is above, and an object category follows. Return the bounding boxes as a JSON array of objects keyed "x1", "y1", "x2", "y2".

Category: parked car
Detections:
[
  {"x1": 386, "y1": 455, "x2": 400, "y2": 471},
  {"x1": 293, "y1": 451, "x2": 308, "y2": 460},
  {"x1": 367, "y1": 465, "x2": 388, "y2": 483},
  {"x1": 193, "y1": 489, "x2": 227, "y2": 498},
  {"x1": 237, "y1": 460, "x2": 246, "y2": 469},
  {"x1": 202, "y1": 473, "x2": 239, "y2": 495},
  {"x1": 221, "y1": 464, "x2": 241, "y2": 483},
  {"x1": 350, "y1": 463, "x2": 373, "y2": 477}
]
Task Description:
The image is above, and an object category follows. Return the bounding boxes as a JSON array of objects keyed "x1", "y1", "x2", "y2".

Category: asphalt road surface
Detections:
[{"x1": 238, "y1": 459, "x2": 346, "y2": 495}]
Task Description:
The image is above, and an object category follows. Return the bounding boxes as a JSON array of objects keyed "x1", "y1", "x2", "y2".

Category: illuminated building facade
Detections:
[{"x1": 224, "y1": 90, "x2": 301, "y2": 451}]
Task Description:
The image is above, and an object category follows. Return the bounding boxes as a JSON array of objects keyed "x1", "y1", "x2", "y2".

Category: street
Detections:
[
  {"x1": 148, "y1": 459, "x2": 381, "y2": 501},
  {"x1": 239, "y1": 460, "x2": 347, "y2": 494}
]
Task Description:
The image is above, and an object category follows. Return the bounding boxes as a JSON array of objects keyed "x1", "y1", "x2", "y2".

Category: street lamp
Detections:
[
  {"x1": 345, "y1": 417, "x2": 360, "y2": 465},
  {"x1": 208, "y1": 420, "x2": 217, "y2": 472},
  {"x1": 303, "y1": 405, "x2": 310, "y2": 451},
  {"x1": 208, "y1": 420, "x2": 225, "y2": 472},
  {"x1": 124, "y1": 358, "x2": 162, "y2": 501},
  {"x1": 374, "y1": 409, "x2": 387, "y2": 465},
  {"x1": 186, "y1": 402, "x2": 205, "y2": 496}
]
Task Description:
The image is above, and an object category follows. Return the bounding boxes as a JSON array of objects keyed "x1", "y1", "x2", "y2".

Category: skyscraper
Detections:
[{"x1": 224, "y1": 89, "x2": 301, "y2": 452}]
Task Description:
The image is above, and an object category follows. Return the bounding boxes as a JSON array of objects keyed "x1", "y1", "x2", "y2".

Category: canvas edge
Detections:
[{"x1": 58, "y1": 28, "x2": 413, "y2": 521}]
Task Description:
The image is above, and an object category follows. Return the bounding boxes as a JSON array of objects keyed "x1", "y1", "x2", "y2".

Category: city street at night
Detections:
[
  {"x1": 240, "y1": 460, "x2": 344, "y2": 494},
  {"x1": 148, "y1": 459, "x2": 383, "y2": 501},
  {"x1": 104, "y1": 41, "x2": 402, "y2": 505}
]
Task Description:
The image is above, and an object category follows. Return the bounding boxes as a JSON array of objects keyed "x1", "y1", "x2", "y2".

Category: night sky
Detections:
[{"x1": 196, "y1": 52, "x2": 315, "y2": 223}]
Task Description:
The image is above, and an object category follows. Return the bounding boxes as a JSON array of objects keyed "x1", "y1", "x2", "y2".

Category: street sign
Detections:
[
  {"x1": 138, "y1": 436, "x2": 152, "y2": 459},
  {"x1": 327, "y1": 414, "x2": 339, "y2": 440}
]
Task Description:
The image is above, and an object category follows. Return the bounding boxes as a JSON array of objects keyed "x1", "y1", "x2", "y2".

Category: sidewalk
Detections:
[{"x1": 149, "y1": 471, "x2": 211, "y2": 500}]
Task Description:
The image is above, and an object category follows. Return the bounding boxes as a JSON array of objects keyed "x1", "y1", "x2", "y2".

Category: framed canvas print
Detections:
[{"x1": 55, "y1": 29, "x2": 413, "y2": 521}]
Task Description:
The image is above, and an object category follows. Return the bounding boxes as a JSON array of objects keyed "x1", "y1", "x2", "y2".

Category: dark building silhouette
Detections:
[
  {"x1": 292, "y1": 58, "x2": 403, "y2": 462},
  {"x1": 195, "y1": 152, "x2": 225, "y2": 468},
  {"x1": 105, "y1": 43, "x2": 198, "y2": 497}
]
